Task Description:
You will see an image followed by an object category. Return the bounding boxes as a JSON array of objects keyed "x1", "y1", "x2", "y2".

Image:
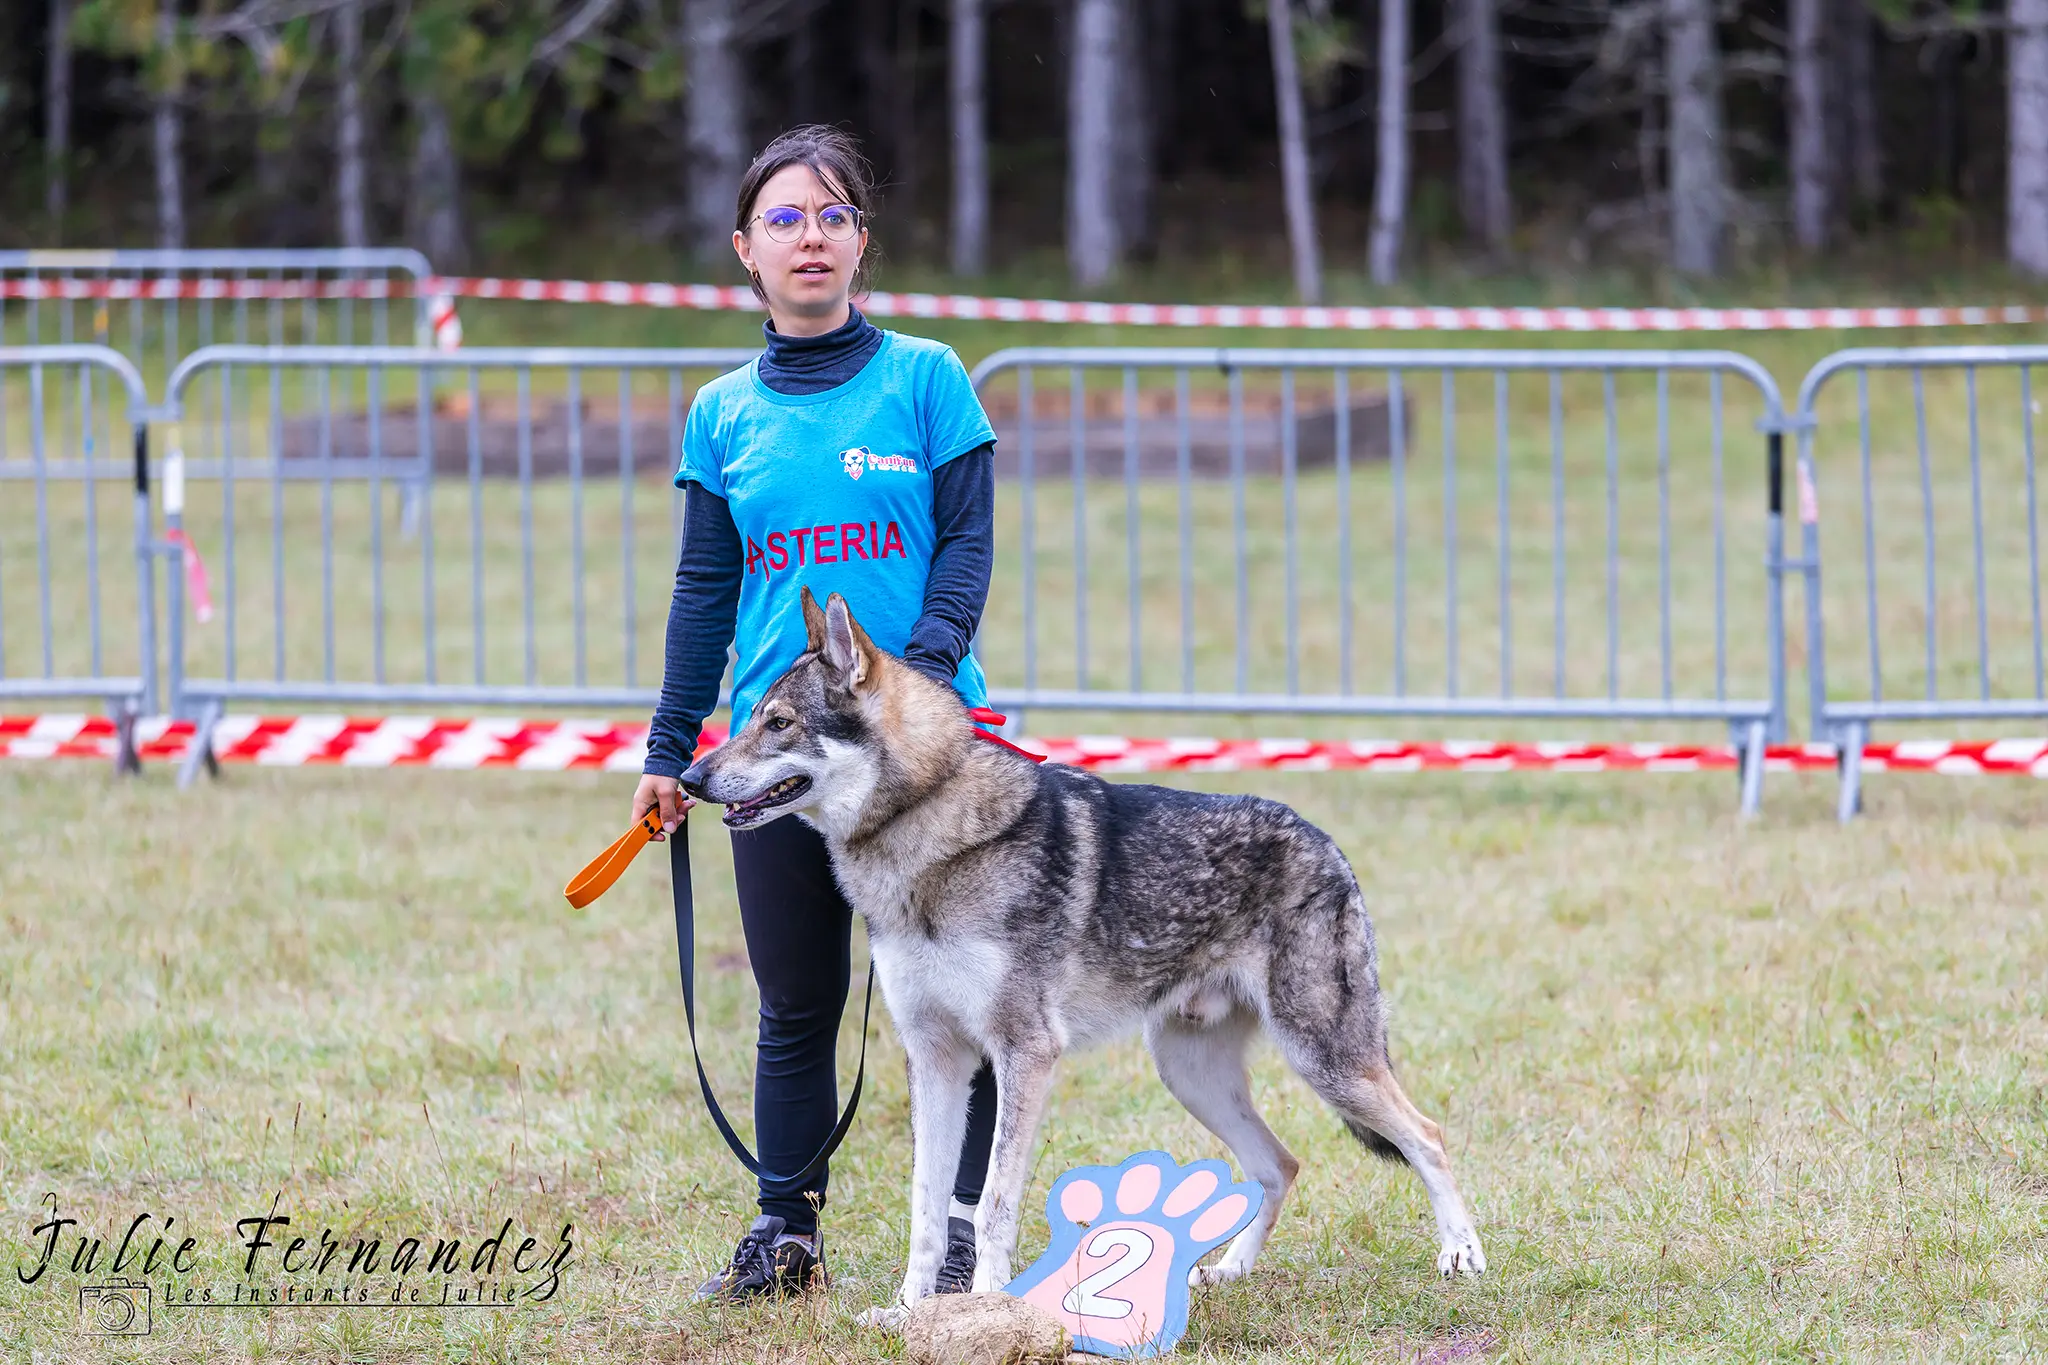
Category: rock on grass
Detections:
[{"x1": 903, "y1": 1293, "x2": 1071, "y2": 1365}]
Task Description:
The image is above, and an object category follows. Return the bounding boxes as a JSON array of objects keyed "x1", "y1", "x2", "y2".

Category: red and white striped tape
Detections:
[
  {"x1": 5, "y1": 715, "x2": 2045, "y2": 776},
  {"x1": 5, "y1": 274, "x2": 2048, "y2": 333},
  {"x1": 1023, "y1": 735, "x2": 2048, "y2": 774}
]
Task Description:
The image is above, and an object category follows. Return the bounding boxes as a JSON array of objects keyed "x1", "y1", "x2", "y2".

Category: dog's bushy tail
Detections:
[{"x1": 1343, "y1": 1118, "x2": 1410, "y2": 1164}]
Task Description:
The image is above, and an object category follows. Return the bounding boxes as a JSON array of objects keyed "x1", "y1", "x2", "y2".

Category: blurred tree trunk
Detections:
[
  {"x1": 861, "y1": 0, "x2": 894, "y2": 180},
  {"x1": 949, "y1": 0, "x2": 988, "y2": 275},
  {"x1": 1112, "y1": 0, "x2": 1153, "y2": 254},
  {"x1": 892, "y1": 0, "x2": 922, "y2": 222},
  {"x1": 788, "y1": 18, "x2": 815, "y2": 126},
  {"x1": 1664, "y1": 0, "x2": 1725, "y2": 275},
  {"x1": 337, "y1": 0, "x2": 368, "y2": 249},
  {"x1": 1928, "y1": 35, "x2": 1966, "y2": 198},
  {"x1": 46, "y1": 0, "x2": 70, "y2": 233},
  {"x1": 407, "y1": 90, "x2": 467, "y2": 270},
  {"x1": 2012, "y1": 0, "x2": 2048, "y2": 274},
  {"x1": 153, "y1": 1, "x2": 185, "y2": 249},
  {"x1": 1838, "y1": 0, "x2": 1881, "y2": 211},
  {"x1": 1788, "y1": 0, "x2": 1828, "y2": 249},
  {"x1": 1067, "y1": 0, "x2": 1122, "y2": 285},
  {"x1": 684, "y1": 0, "x2": 747, "y2": 263},
  {"x1": 1636, "y1": 44, "x2": 1661, "y2": 209},
  {"x1": 1146, "y1": 0, "x2": 1176, "y2": 205},
  {"x1": 255, "y1": 107, "x2": 300, "y2": 245},
  {"x1": 1456, "y1": 0, "x2": 1510, "y2": 257},
  {"x1": 1369, "y1": 0, "x2": 1410, "y2": 285},
  {"x1": 1268, "y1": 0, "x2": 1322, "y2": 301}
]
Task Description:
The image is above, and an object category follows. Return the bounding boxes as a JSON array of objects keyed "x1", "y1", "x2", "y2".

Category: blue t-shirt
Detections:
[{"x1": 677, "y1": 330, "x2": 996, "y2": 732}]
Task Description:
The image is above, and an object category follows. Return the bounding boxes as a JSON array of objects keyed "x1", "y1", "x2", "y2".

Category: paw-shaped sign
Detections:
[{"x1": 1003, "y1": 1151, "x2": 1262, "y2": 1358}]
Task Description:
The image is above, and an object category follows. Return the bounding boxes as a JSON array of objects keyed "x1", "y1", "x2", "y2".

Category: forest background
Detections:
[{"x1": 6, "y1": 0, "x2": 2048, "y2": 302}]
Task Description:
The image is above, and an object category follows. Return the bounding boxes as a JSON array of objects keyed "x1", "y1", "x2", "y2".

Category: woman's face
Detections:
[{"x1": 733, "y1": 164, "x2": 868, "y2": 332}]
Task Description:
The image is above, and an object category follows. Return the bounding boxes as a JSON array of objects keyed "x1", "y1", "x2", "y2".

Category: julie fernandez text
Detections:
[{"x1": 21, "y1": 1202, "x2": 576, "y2": 1304}]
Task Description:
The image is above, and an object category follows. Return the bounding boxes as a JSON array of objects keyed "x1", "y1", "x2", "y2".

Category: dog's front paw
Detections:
[
  {"x1": 1437, "y1": 1230, "x2": 1486, "y2": 1279},
  {"x1": 855, "y1": 1302, "x2": 911, "y2": 1331}
]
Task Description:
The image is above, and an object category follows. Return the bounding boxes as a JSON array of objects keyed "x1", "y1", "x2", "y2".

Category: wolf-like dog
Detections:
[{"x1": 680, "y1": 588, "x2": 1485, "y2": 1319}]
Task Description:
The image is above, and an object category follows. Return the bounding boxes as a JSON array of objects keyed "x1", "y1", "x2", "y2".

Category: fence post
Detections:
[
  {"x1": 132, "y1": 418, "x2": 159, "y2": 717},
  {"x1": 1793, "y1": 415, "x2": 1827, "y2": 741},
  {"x1": 1763, "y1": 418, "x2": 1789, "y2": 744}
]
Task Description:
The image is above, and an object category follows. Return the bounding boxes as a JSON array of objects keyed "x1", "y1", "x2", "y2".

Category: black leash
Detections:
[{"x1": 669, "y1": 817, "x2": 875, "y2": 1187}]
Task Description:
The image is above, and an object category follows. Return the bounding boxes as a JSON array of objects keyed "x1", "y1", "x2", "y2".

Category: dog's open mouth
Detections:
[{"x1": 721, "y1": 775, "x2": 812, "y2": 826}]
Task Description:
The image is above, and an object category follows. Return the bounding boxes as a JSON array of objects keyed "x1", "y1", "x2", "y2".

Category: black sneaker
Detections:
[
  {"x1": 934, "y1": 1215, "x2": 977, "y2": 1294},
  {"x1": 694, "y1": 1214, "x2": 826, "y2": 1302}
]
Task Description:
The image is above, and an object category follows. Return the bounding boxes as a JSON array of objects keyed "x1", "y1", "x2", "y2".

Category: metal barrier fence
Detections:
[
  {"x1": 157, "y1": 345, "x2": 759, "y2": 781},
  {"x1": 0, "y1": 345, "x2": 157, "y2": 761},
  {"x1": 0, "y1": 249, "x2": 435, "y2": 371},
  {"x1": 10, "y1": 335, "x2": 2046, "y2": 818},
  {"x1": 968, "y1": 347, "x2": 1788, "y2": 811},
  {"x1": 1792, "y1": 346, "x2": 2048, "y2": 818},
  {"x1": 2, "y1": 251, "x2": 445, "y2": 535}
]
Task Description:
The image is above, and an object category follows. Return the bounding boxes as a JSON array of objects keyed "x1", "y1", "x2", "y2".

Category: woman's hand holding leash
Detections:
[
  {"x1": 632, "y1": 773, "x2": 694, "y2": 840},
  {"x1": 564, "y1": 780, "x2": 697, "y2": 910}
]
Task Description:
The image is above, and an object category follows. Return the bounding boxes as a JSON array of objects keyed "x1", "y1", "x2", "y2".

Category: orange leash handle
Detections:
[{"x1": 565, "y1": 810, "x2": 668, "y2": 909}]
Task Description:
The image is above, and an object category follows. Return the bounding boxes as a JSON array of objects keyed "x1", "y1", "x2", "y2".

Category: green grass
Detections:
[{"x1": 1, "y1": 763, "x2": 2044, "y2": 1362}]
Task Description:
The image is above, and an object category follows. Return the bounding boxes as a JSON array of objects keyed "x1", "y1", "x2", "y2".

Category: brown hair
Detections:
[{"x1": 734, "y1": 125, "x2": 878, "y2": 306}]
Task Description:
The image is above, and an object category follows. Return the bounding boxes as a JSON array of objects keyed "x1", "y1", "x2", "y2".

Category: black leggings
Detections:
[{"x1": 725, "y1": 814, "x2": 998, "y2": 1233}]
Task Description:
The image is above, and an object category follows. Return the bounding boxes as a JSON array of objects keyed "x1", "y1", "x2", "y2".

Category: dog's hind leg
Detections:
[
  {"x1": 1146, "y1": 1008, "x2": 1300, "y2": 1287},
  {"x1": 1265, "y1": 880, "x2": 1484, "y2": 1279},
  {"x1": 1302, "y1": 1061, "x2": 1484, "y2": 1279},
  {"x1": 969, "y1": 1041, "x2": 1060, "y2": 1293}
]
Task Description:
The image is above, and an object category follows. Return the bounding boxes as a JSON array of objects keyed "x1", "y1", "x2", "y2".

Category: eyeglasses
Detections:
[{"x1": 750, "y1": 203, "x2": 864, "y2": 244}]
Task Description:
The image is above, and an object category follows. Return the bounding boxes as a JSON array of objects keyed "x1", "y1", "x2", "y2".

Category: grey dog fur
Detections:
[{"x1": 681, "y1": 588, "x2": 1485, "y2": 1318}]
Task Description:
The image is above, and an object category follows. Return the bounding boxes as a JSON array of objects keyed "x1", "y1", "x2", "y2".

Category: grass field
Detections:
[
  {"x1": 2, "y1": 762, "x2": 2044, "y2": 1363},
  {"x1": 3, "y1": 277, "x2": 2046, "y2": 1360}
]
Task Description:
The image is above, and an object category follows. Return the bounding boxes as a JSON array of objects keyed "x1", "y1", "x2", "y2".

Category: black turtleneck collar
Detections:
[{"x1": 758, "y1": 305, "x2": 885, "y2": 396}]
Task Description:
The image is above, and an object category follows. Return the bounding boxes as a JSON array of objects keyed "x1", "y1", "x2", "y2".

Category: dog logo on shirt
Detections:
[{"x1": 840, "y1": 445, "x2": 919, "y2": 481}]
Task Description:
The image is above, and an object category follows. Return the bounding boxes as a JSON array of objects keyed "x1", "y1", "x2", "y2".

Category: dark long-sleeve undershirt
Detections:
[
  {"x1": 901, "y1": 445, "x2": 994, "y2": 687},
  {"x1": 643, "y1": 482, "x2": 742, "y2": 779}
]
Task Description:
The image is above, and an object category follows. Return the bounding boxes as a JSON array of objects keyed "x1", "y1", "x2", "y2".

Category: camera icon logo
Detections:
[{"x1": 78, "y1": 1278, "x2": 152, "y2": 1335}]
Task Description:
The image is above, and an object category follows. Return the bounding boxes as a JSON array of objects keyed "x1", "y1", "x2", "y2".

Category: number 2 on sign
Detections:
[{"x1": 1059, "y1": 1228, "x2": 1156, "y2": 1320}]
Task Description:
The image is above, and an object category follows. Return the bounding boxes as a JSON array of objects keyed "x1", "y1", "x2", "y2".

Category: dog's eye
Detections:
[{"x1": 766, "y1": 716, "x2": 793, "y2": 732}]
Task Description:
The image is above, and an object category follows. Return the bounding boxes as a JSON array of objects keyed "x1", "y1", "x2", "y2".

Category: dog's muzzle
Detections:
[{"x1": 719, "y1": 775, "x2": 813, "y2": 827}]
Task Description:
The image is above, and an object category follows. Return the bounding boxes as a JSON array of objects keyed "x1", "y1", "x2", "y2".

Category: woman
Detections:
[{"x1": 632, "y1": 125, "x2": 1001, "y2": 1302}]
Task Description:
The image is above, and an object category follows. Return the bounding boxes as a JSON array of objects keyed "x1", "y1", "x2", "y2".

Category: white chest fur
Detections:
[
  {"x1": 867, "y1": 932, "x2": 1011, "y2": 1042},
  {"x1": 863, "y1": 923, "x2": 1154, "y2": 1057}
]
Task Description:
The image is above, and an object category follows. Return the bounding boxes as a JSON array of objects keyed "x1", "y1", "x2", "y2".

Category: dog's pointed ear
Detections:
[
  {"x1": 800, "y1": 585, "x2": 828, "y2": 654},
  {"x1": 822, "y1": 592, "x2": 876, "y2": 692}
]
